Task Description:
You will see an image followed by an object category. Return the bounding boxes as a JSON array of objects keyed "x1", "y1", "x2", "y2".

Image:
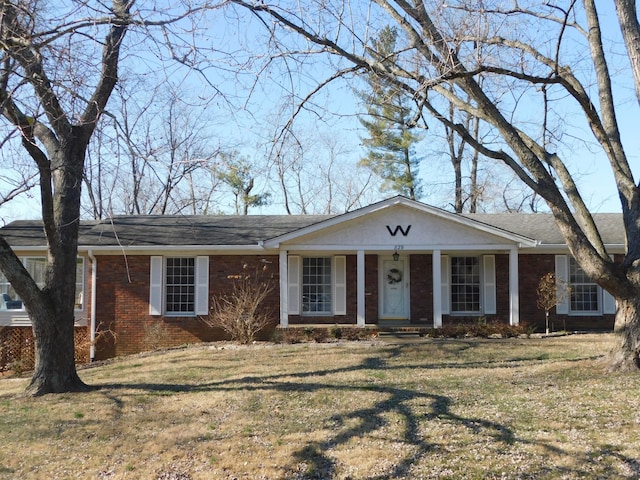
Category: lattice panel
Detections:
[{"x1": 0, "y1": 327, "x2": 90, "y2": 373}]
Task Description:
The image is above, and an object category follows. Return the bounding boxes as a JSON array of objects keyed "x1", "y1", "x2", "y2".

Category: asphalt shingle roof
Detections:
[
  {"x1": 0, "y1": 215, "x2": 332, "y2": 247},
  {"x1": 463, "y1": 213, "x2": 625, "y2": 246},
  {"x1": 0, "y1": 211, "x2": 625, "y2": 248}
]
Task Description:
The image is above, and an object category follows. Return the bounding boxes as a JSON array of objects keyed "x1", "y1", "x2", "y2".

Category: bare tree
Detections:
[
  {"x1": 0, "y1": 0, "x2": 132, "y2": 394},
  {"x1": 270, "y1": 126, "x2": 379, "y2": 214},
  {"x1": 0, "y1": 0, "x2": 231, "y2": 395},
  {"x1": 444, "y1": 93, "x2": 484, "y2": 213},
  {"x1": 232, "y1": 1, "x2": 640, "y2": 370},
  {"x1": 83, "y1": 81, "x2": 222, "y2": 218}
]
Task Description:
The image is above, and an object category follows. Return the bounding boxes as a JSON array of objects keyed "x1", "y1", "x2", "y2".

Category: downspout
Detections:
[{"x1": 88, "y1": 249, "x2": 97, "y2": 362}]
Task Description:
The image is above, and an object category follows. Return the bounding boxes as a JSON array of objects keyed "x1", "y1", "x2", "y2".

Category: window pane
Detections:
[
  {"x1": 25, "y1": 257, "x2": 46, "y2": 287},
  {"x1": 451, "y1": 257, "x2": 480, "y2": 313},
  {"x1": 0, "y1": 270, "x2": 20, "y2": 310},
  {"x1": 166, "y1": 257, "x2": 195, "y2": 313},
  {"x1": 302, "y1": 257, "x2": 332, "y2": 314},
  {"x1": 75, "y1": 258, "x2": 84, "y2": 309},
  {"x1": 569, "y1": 258, "x2": 599, "y2": 312}
]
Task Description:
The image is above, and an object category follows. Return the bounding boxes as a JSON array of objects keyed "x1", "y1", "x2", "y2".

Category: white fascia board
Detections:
[
  {"x1": 3, "y1": 246, "x2": 51, "y2": 252},
  {"x1": 78, "y1": 244, "x2": 274, "y2": 255},
  {"x1": 8, "y1": 244, "x2": 277, "y2": 255},
  {"x1": 284, "y1": 243, "x2": 526, "y2": 253},
  {"x1": 263, "y1": 196, "x2": 538, "y2": 248},
  {"x1": 521, "y1": 243, "x2": 626, "y2": 254}
]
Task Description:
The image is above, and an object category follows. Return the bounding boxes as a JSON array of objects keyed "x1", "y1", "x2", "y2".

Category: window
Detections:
[
  {"x1": 165, "y1": 257, "x2": 195, "y2": 314},
  {"x1": 569, "y1": 257, "x2": 599, "y2": 313},
  {"x1": 75, "y1": 258, "x2": 84, "y2": 309},
  {"x1": 149, "y1": 256, "x2": 209, "y2": 316},
  {"x1": 450, "y1": 256, "x2": 481, "y2": 313},
  {"x1": 302, "y1": 257, "x2": 332, "y2": 314},
  {"x1": 555, "y1": 255, "x2": 617, "y2": 316},
  {"x1": 0, "y1": 257, "x2": 84, "y2": 311}
]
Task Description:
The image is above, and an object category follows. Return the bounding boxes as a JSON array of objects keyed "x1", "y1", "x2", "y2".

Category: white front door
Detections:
[{"x1": 380, "y1": 256, "x2": 410, "y2": 319}]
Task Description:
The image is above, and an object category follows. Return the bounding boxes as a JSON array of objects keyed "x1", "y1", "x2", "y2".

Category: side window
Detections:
[
  {"x1": 450, "y1": 256, "x2": 481, "y2": 313},
  {"x1": 75, "y1": 258, "x2": 84, "y2": 309},
  {"x1": 150, "y1": 256, "x2": 209, "y2": 316},
  {"x1": 0, "y1": 256, "x2": 84, "y2": 311},
  {"x1": 569, "y1": 257, "x2": 599, "y2": 313},
  {"x1": 165, "y1": 257, "x2": 196, "y2": 314},
  {"x1": 0, "y1": 270, "x2": 21, "y2": 310},
  {"x1": 302, "y1": 257, "x2": 333, "y2": 314}
]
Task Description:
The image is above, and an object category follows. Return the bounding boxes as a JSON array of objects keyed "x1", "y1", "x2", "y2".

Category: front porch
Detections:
[
  {"x1": 277, "y1": 250, "x2": 522, "y2": 329},
  {"x1": 262, "y1": 198, "x2": 536, "y2": 331}
]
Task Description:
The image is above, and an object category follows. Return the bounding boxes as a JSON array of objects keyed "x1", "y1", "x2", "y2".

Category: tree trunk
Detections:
[
  {"x1": 25, "y1": 140, "x2": 90, "y2": 396},
  {"x1": 25, "y1": 298, "x2": 90, "y2": 396},
  {"x1": 607, "y1": 297, "x2": 640, "y2": 372}
]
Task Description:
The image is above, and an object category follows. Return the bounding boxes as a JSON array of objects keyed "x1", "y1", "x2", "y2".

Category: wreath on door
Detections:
[{"x1": 387, "y1": 267, "x2": 402, "y2": 284}]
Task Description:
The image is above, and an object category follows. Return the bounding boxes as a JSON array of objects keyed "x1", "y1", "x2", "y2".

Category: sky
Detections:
[{"x1": 0, "y1": 0, "x2": 634, "y2": 224}]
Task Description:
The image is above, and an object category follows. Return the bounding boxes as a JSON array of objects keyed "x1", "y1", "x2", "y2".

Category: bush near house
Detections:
[{"x1": 427, "y1": 320, "x2": 529, "y2": 339}]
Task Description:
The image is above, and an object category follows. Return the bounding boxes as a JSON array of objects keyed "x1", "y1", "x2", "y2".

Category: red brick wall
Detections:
[
  {"x1": 518, "y1": 254, "x2": 614, "y2": 332},
  {"x1": 94, "y1": 254, "x2": 279, "y2": 359},
  {"x1": 365, "y1": 254, "x2": 379, "y2": 320},
  {"x1": 495, "y1": 254, "x2": 510, "y2": 320},
  {"x1": 410, "y1": 254, "x2": 433, "y2": 324},
  {"x1": 442, "y1": 253, "x2": 615, "y2": 331},
  {"x1": 93, "y1": 251, "x2": 615, "y2": 358}
]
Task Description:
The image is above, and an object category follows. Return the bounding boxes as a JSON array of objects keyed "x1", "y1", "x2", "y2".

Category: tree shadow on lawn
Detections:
[{"x1": 95, "y1": 346, "x2": 634, "y2": 479}]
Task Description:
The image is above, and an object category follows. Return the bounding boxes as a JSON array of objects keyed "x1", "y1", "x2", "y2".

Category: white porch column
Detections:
[
  {"x1": 357, "y1": 250, "x2": 366, "y2": 327},
  {"x1": 432, "y1": 249, "x2": 442, "y2": 328},
  {"x1": 279, "y1": 250, "x2": 288, "y2": 327},
  {"x1": 509, "y1": 247, "x2": 520, "y2": 326}
]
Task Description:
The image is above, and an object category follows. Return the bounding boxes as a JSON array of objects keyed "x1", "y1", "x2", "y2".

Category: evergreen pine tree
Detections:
[{"x1": 359, "y1": 26, "x2": 424, "y2": 200}]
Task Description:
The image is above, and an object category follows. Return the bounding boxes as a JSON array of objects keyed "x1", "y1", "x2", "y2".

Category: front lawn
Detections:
[{"x1": 0, "y1": 334, "x2": 638, "y2": 479}]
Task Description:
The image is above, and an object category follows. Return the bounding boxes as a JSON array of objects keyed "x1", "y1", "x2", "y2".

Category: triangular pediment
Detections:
[{"x1": 264, "y1": 197, "x2": 537, "y2": 249}]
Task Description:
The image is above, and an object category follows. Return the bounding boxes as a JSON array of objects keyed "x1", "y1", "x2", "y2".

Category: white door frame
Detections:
[{"x1": 378, "y1": 255, "x2": 410, "y2": 320}]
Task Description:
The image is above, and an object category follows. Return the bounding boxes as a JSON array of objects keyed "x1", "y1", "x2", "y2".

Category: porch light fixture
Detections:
[{"x1": 393, "y1": 250, "x2": 400, "y2": 261}]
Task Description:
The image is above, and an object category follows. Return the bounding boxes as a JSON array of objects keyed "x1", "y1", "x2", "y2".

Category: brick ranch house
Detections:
[{"x1": 0, "y1": 196, "x2": 621, "y2": 361}]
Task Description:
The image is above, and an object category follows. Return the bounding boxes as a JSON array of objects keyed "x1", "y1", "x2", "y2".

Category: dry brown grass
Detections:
[{"x1": 1, "y1": 334, "x2": 639, "y2": 479}]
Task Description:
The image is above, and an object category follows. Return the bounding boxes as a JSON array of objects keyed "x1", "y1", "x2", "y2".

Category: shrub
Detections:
[
  {"x1": 203, "y1": 263, "x2": 274, "y2": 344},
  {"x1": 330, "y1": 324, "x2": 343, "y2": 339},
  {"x1": 93, "y1": 322, "x2": 118, "y2": 352},
  {"x1": 423, "y1": 321, "x2": 527, "y2": 339},
  {"x1": 143, "y1": 320, "x2": 170, "y2": 351}
]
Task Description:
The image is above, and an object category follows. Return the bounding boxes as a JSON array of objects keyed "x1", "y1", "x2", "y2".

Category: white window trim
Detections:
[
  {"x1": 301, "y1": 256, "x2": 333, "y2": 316},
  {"x1": 149, "y1": 255, "x2": 209, "y2": 317},
  {"x1": 293, "y1": 255, "x2": 347, "y2": 316},
  {"x1": 555, "y1": 255, "x2": 615, "y2": 316},
  {"x1": 0, "y1": 256, "x2": 85, "y2": 313},
  {"x1": 446, "y1": 254, "x2": 496, "y2": 316}
]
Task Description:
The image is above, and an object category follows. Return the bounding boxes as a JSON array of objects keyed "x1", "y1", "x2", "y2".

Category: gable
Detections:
[{"x1": 270, "y1": 202, "x2": 535, "y2": 249}]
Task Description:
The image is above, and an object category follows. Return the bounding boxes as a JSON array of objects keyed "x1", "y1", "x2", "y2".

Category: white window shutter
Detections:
[
  {"x1": 288, "y1": 256, "x2": 301, "y2": 315},
  {"x1": 483, "y1": 255, "x2": 497, "y2": 315},
  {"x1": 555, "y1": 255, "x2": 569, "y2": 314},
  {"x1": 602, "y1": 289, "x2": 616, "y2": 314},
  {"x1": 195, "y1": 256, "x2": 210, "y2": 315},
  {"x1": 441, "y1": 255, "x2": 450, "y2": 315},
  {"x1": 603, "y1": 254, "x2": 616, "y2": 314},
  {"x1": 334, "y1": 256, "x2": 347, "y2": 315},
  {"x1": 149, "y1": 256, "x2": 163, "y2": 315}
]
